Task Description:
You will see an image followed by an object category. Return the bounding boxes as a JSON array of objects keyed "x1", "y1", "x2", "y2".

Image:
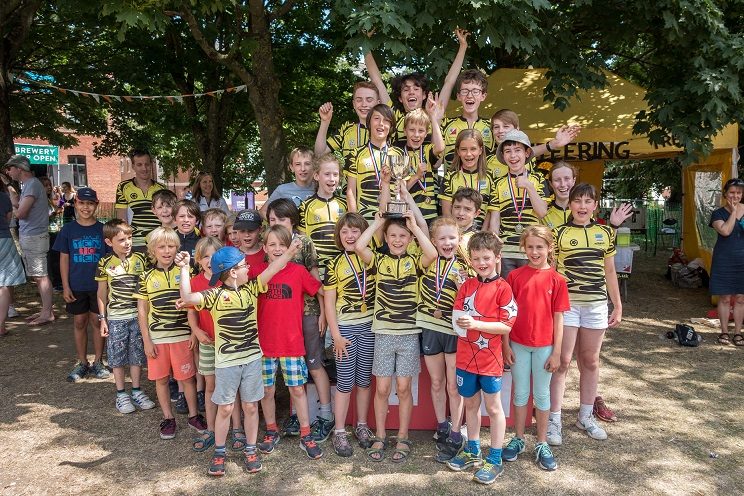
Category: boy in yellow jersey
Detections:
[
  {"x1": 365, "y1": 29, "x2": 469, "y2": 140},
  {"x1": 315, "y1": 82, "x2": 380, "y2": 165},
  {"x1": 393, "y1": 105, "x2": 445, "y2": 225},
  {"x1": 487, "y1": 130, "x2": 549, "y2": 279},
  {"x1": 176, "y1": 241, "x2": 301, "y2": 476},
  {"x1": 487, "y1": 109, "x2": 580, "y2": 178},
  {"x1": 135, "y1": 227, "x2": 206, "y2": 440},
  {"x1": 97, "y1": 219, "x2": 155, "y2": 414},
  {"x1": 115, "y1": 149, "x2": 166, "y2": 249},
  {"x1": 355, "y1": 210, "x2": 437, "y2": 463}
]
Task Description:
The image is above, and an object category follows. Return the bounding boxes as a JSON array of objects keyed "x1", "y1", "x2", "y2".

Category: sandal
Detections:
[
  {"x1": 718, "y1": 333, "x2": 732, "y2": 345},
  {"x1": 230, "y1": 428, "x2": 247, "y2": 451},
  {"x1": 192, "y1": 430, "x2": 215, "y2": 452},
  {"x1": 391, "y1": 439, "x2": 412, "y2": 463},
  {"x1": 733, "y1": 334, "x2": 744, "y2": 347},
  {"x1": 365, "y1": 437, "x2": 387, "y2": 462}
]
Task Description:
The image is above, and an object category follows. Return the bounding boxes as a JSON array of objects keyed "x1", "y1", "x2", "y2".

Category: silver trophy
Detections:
[{"x1": 383, "y1": 154, "x2": 413, "y2": 218}]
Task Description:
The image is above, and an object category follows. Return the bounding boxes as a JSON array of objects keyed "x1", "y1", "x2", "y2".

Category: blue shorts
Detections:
[{"x1": 456, "y1": 368, "x2": 502, "y2": 397}]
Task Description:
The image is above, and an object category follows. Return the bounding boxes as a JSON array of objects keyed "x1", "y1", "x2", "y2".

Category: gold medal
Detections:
[
  {"x1": 433, "y1": 309, "x2": 443, "y2": 319},
  {"x1": 360, "y1": 302, "x2": 368, "y2": 313}
]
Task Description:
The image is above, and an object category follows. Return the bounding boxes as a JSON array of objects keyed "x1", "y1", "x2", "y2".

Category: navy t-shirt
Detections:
[{"x1": 52, "y1": 220, "x2": 107, "y2": 292}]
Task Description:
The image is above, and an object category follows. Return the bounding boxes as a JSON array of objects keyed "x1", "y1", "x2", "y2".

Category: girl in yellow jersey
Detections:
[
  {"x1": 548, "y1": 184, "x2": 622, "y2": 445},
  {"x1": 542, "y1": 162, "x2": 576, "y2": 230}
]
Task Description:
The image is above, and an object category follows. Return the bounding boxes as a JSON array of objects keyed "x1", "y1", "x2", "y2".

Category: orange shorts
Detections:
[{"x1": 147, "y1": 340, "x2": 196, "y2": 381}]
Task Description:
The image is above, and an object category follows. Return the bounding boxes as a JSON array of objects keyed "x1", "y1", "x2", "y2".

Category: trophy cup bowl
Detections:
[{"x1": 383, "y1": 154, "x2": 411, "y2": 218}]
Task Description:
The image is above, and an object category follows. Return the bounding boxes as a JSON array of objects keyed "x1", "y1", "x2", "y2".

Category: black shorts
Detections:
[
  {"x1": 65, "y1": 290, "x2": 100, "y2": 315},
  {"x1": 421, "y1": 329, "x2": 458, "y2": 356}
]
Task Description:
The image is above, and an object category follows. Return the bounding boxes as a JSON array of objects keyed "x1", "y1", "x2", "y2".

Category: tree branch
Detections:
[{"x1": 267, "y1": 0, "x2": 296, "y2": 22}]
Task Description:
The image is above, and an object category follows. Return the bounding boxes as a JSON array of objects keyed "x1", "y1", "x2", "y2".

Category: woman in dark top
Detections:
[
  {"x1": 710, "y1": 178, "x2": 744, "y2": 345},
  {"x1": 60, "y1": 182, "x2": 76, "y2": 224}
]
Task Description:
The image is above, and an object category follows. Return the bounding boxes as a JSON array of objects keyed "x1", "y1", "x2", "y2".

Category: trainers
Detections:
[
  {"x1": 131, "y1": 390, "x2": 156, "y2": 410},
  {"x1": 435, "y1": 435, "x2": 464, "y2": 463},
  {"x1": 473, "y1": 462, "x2": 504, "y2": 485},
  {"x1": 208, "y1": 453, "x2": 226, "y2": 476},
  {"x1": 188, "y1": 414, "x2": 207, "y2": 432},
  {"x1": 258, "y1": 430, "x2": 281, "y2": 454},
  {"x1": 243, "y1": 448, "x2": 262, "y2": 473},
  {"x1": 547, "y1": 417, "x2": 562, "y2": 446},
  {"x1": 67, "y1": 361, "x2": 89, "y2": 383},
  {"x1": 282, "y1": 414, "x2": 300, "y2": 436},
  {"x1": 175, "y1": 392, "x2": 188, "y2": 414},
  {"x1": 115, "y1": 393, "x2": 136, "y2": 414},
  {"x1": 168, "y1": 378, "x2": 179, "y2": 402},
  {"x1": 594, "y1": 396, "x2": 618, "y2": 422},
  {"x1": 310, "y1": 415, "x2": 335, "y2": 443},
  {"x1": 332, "y1": 431, "x2": 353, "y2": 457},
  {"x1": 89, "y1": 360, "x2": 110, "y2": 379},
  {"x1": 534, "y1": 442, "x2": 558, "y2": 471},
  {"x1": 354, "y1": 423, "x2": 374, "y2": 449},
  {"x1": 502, "y1": 436, "x2": 525, "y2": 462},
  {"x1": 446, "y1": 449, "x2": 483, "y2": 472},
  {"x1": 300, "y1": 434, "x2": 323, "y2": 459},
  {"x1": 576, "y1": 415, "x2": 608, "y2": 440},
  {"x1": 434, "y1": 422, "x2": 451, "y2": 450},
  {"x1": 159, "y1": 418, "x2": 177, "y2": 439},
  {"x1": 197, "y1": 390, "x2": 206, "y2": 413},
  {"x1": 7, "y1": 305, "x2": 19, "y2": 318}
]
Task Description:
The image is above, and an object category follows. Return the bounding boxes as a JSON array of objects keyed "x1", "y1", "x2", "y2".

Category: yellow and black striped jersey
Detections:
[
  {"x1": 328, "y1": 121, "x2": 369, "y2": 167},
  {"x1": 96, "y1": 252, "x2": 149, "y2": 320},
  {"x1": 298, "y1": 194, "x2": 347, "y2": 273},
  {"x1": 289, "y1": 233, "x2": 321, "y2": 316},
  {"x1": 347, "y1": 143, "x2": 403, "y2": 222},
  {"x1": 114, "y1": 179, "x2": 166, "y2": 247},
  {"x1": 416, "y1": 256, "x2": 464, "y2": 335},
  {"x1": 441, "y1": 117, "x2": 494, "y2": 168},
  {"x1": 323, "y1": 251, "x2": 376, "y2": 326},
  {"x1": 542, "y1": 201, "x2": 570, "y2": 230},
  {"x1": 456, "y1": 224, "x2": 479, "y2": 277},
  {"x1": 372, "y1": 251, "x2": 423, "y2": 334},
  {"x1": 440, "y1": 168, "x2": 493, "y2": 229},
  {"x1": 554, "y1": 222, "x2": 616, "y2": 305},
  {"x1": 195, "y1": 280, "x2": 266, "y2": 367},
  {"x1": 134, "y1": 264, "x2": 191, "y2": 344},
  {"x1": 485, "y1": 154, "x2": 536, "y2": 179},
  {"x1": 393, "y1": 141, "x2": 439, "y2": 222},
  {"x1": 488, "y1": 172, "x2": 550, "y2": 247}
]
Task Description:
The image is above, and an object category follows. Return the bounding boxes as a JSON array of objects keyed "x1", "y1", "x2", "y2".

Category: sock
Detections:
[
  {"x1": 319, "y1": 403, "x2": 332, "y2": 420},
  {"x1": 487, "y1": 448, "x2": 503, "y2": 465},
  {"x1": 334, "y1": 428, "x2": 346, "y2": 435},
  {"x1": 300, "y1": 425, "x2": 311, "y2": 437},
  {"x1": 579, "y1": 404, "x2": 593, "y2": 421},
  {"x1": 244, "y1": 443, "x2": 257, "y2": 453},
  {"x1": 266, "y1": 423, "x2": 278, "y2": 432},
  {"x1": 131, "y1": 387, "x2": 141, "y2": 393},
  {"x1": 549, "y1": 411, "x2": 561, "y2": 422},
  {"x1": 356, "y1": 421, "x2": 367, "y2": 427},
  {"x1": 450, "y1": 431, "x2": 462, "y2": 443},
  {"x1": 291, "y1": 405, "x2": 297, "y2": 416},
  {"x1": 467, "y1": 439, "x2": 481, "y2": 454},
  {"x1": 437, "y1": 420, "x2": 450, "y2": 431},
  {"x1": 214, "y1": 445, "x2": 226, "y2": 456},
  {"x1": 116, "y1": 389, "x2": 126, "y2": 395}
]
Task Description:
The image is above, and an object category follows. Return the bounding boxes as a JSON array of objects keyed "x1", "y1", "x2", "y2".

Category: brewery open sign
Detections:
[{"x1": 14, "y1": 143, "x2": 59, "y2": 164}]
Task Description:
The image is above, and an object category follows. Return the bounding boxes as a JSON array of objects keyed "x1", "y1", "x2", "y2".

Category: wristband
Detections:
[
  {"x1": 610, "y1": 222, "x2": 621, "y2": 229},
  {"x1": 545, "y1": 141, "x2": 554, "y2": 152},
  {"x1": 97, "y1": 314, "x2": 106, "y2": 321}
]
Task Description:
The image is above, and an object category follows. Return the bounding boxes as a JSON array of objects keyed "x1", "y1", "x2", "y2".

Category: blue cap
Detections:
[
  {"x1": 76, "y1": 187, "x2": 99, "y2": 202},
  {"x1": 209, "y1": 246, "x2": 245, "y2": 286}
]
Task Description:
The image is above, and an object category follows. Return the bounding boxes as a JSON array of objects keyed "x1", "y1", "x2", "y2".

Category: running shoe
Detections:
[
  {"x1": 67, "y1": 361, "x2": 89, "y2": 383},
  {"x1": 473, "y1": 462, "x2": 504, "y2": 484},
  {"x1": 446, "y1": 449, "x2": 483, "y2": 472},
  {"x1": 258, "y1": 430, "x2": 281, "y2": 454},
  {"x1": 243, "y1": 448, "x2": 262, "y2": 473},
  {"x1": 593, "y1": 396, "x2": 618, "y2": 422},
  {"x1": 89, "y1": 360, "x2": 110, "y2": 379},
  {"x1": 208, "y1": 453, "x2": 226, "y2": 476},
  {"x1": 576, "y1": 415, "x2": 608, "y2": 440},
  {"x1": 547, "y1": 417, "x2": 562, "y2": 446},
  {"x1": 282, "y1": 414, "x2": 300, "y2": 436},
  {"x1": 502, "y1": 436, "x2": 525, "y2": 462},
  {"x1": 300, "y1": 434, "x2": 323, "y2": 459},
  {"x1": 534, "y1": 442, "x2": 557, "y2": 471},
  {"x1": 115, "y1": 393, "x2": 135, "y2": 414},
  {"x1": 332, "y1": 431, "x2": 353, "y2": 457},
  {"x1": 159, "y1": 418, "x2": 177, "y2": 440},
  {"x1": 354, "y1": 423, "x2": 374, "y2": 449},
  {"x1": 310, "y1": 415, "x2": 335, "y2": 443},
  {"x1": 131, "y1": 390, "x2": 156, "y2": 410}
]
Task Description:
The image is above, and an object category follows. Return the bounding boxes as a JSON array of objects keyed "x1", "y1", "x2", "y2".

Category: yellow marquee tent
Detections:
[{"x1": 449, "y1": 68, "x2": 739, "y2": 266}]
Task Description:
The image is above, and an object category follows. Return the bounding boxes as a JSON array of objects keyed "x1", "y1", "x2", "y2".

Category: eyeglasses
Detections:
[{"x1": 458, "y1": 89, "x2": 483, "y2": 97}]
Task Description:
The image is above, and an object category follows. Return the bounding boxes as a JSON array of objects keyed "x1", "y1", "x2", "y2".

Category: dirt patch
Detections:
[{"x1": 1, "y1": 250, "x2": 743, "y2": 495}]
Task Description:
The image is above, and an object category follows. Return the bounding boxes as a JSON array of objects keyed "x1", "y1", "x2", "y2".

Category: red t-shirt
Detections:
[
  {"x1": 191, "y1": 272, "x2": 221, "y2": 340},
  {"x1": 453, "y1": 277, "x2": 516, "y2": 376},
  {"x1": 254, "y1": 261, "x2": 321, "y2": 357},
  {"x1": 244, "y1": 249, "x2": 266, "y2": 273},
  {"x1": 506, "y1": 266, "x2": 570, "y2": 347}
]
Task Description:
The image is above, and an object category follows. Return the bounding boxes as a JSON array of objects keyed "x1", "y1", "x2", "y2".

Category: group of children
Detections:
[{"x1": 53, "y1": 30, "x2": 631, "y2": 485}]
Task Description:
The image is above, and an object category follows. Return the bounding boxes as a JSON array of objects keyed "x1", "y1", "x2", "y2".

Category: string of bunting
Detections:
[{"x1": 10, "y1": 73, "x2": 247, "y2": 104}]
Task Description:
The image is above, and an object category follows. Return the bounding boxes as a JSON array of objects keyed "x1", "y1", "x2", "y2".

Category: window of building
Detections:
[{"x1": 68, "y1": 155, "x2": 88, "y2": 187}]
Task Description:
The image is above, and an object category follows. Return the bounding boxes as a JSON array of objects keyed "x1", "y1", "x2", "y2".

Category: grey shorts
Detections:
[
  {"x1": 372, "y1": 333, "x2": 421, "y2": 378},
  {"x1": 303, "y1": 314, "x2": 325, "y2": 370},
  {"x1": 212, "y1": 359, "x2": 264, "y2": 405},
  {"x1": 20, "y1": 233, "x2": 49, "y2": 278},
  {"x1": 421, "y1": 329, "x2": 458, "y2": 355},
  {"x1": 106, "y1": 317, "x2": 146, "y2": 368}
]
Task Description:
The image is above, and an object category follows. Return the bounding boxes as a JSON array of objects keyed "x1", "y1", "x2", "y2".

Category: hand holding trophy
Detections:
[{"x1": 383, "y1": 154, "x2": 413, "y2": 218}]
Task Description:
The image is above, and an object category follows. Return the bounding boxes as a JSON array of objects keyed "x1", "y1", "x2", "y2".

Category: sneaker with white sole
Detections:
[
  {"x1": 547, "y1": 418, "x2": 562, "y2": 446},
  {"x1": 115, "y1": 393, "x2": 136, "y2": 414},
  {"x1": 576, "y1": 415, "x2": 608, "y2": 440},
  {"x1": 502, "y1": 436, "x2": 525, "y2": 462},
  {"x1": 131, "y1": 390, "x2": 156, "y2": 410},
  {"x1": 7, "y1": 305, "x2": 19, "y2": 318}
]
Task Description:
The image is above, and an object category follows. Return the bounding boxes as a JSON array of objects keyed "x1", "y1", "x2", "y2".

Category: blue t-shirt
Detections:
[{"x1": 52, "y1": 220, "x2": 107, "y2": 292}]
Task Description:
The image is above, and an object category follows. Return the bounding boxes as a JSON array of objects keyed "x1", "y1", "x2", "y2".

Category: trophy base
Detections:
[{"x1": 383, "y1": 201, "x2": 408, "y2": 218}]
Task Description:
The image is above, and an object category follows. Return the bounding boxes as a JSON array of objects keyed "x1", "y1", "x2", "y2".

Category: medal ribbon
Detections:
[
  {"x1": 343, "y1": 252, "x2": 366, "y2": 301},
  {"x1": 507, "y1": 173, "x2": 528, "y2": 223},
  {"x1": 405, "y1": 145, "x2": 427, "y2": 192},
  {"x1": 368, "y1": 142, "x2": 387, "y2": 187},
  {"x1": 434, "y1": 256, "x2": 458, "y2": 304}
]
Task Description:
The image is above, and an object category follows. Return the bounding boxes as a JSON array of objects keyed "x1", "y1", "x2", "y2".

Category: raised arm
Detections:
[
  {"x1": 405, "y1": 210, "x2": 437, "y2": 266},
  {"x1": 257, "y1": 237, "x2": 303, "y2": 286},
  {"x1": 438, "y1": 29, "x2": 470, "y2": 110},
  {"x1": 532, "y1": 124, "x2": 581, "y2": 157},
  {"x1": 364, "y1": 50, "x2": 391, "y2": 105},
  {"x1": 355, "y1": 211, "x2": 385, "y2": 264},
  {"x1": 426, "y1": 92, "x2": 446, "y2": 156},
  {"x1": 314, "y1": 102, "x2": 334, "y2": 156}
]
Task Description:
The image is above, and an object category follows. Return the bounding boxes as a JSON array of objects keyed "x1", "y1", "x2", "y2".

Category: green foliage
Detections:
[{"x1": 603, "y1": 159, "x2": 683, "y2": 201}]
